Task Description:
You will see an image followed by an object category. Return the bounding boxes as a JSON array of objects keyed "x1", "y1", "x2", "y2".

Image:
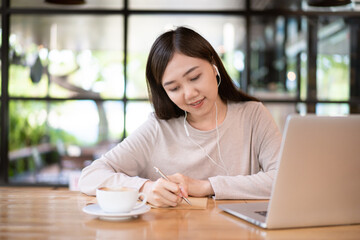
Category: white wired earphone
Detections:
[
  {"x1": 183, "y1": 65, "x2": 229, "y2": 175},
  {"x1": 214, "y1": 65, "x2": 221, "y2": 87}
]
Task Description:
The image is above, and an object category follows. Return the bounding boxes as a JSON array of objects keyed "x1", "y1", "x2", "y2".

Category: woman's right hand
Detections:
[{"x1": 140, "y1": 179, "x2": 184, "y2": 207}]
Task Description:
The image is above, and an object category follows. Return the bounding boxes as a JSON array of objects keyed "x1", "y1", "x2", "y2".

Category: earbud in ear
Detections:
[
  {"x1": 213, "y1": 65, "x2": 221, "y2": 87},
  {"x1": 213, "y1": 65, "x2": 220, "y2": 76}
]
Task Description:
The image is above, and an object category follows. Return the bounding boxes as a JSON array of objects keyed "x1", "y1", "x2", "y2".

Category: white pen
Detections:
[{"x1": 154, "y1": 166, "x2": 192, "y2": 206}]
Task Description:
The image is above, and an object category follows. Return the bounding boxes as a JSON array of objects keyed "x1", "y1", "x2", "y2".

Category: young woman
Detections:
[{"x1": 79, "y1": 26, "x2": 282, "y2": 207}]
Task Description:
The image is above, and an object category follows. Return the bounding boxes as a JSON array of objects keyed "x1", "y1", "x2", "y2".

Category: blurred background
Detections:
[{"x1": 0, "y1": 0, "x2": 359, "y2": 186}]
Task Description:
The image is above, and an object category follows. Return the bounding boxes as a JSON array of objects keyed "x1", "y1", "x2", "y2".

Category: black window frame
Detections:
[{"x1": 1, "y1": 0, "x2": 359, "y2": 185}]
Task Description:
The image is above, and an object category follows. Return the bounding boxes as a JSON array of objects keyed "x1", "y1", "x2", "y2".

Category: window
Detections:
[
  {"x1": 1, "y1": 0, "x2": 359, "y2": 185},
  {"x1": 10, "y1": 15, "x2": 124, "y2": 98}
]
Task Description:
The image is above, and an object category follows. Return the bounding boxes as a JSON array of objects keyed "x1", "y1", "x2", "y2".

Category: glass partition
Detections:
[
  {"x1": 316, "y1": 16, "x2": 350, "y2": 102},
  {"x1": 11, "y1": 0, "x2": 123, "y2": 9},
  {"x1": 129, "y1": 0, "x2": 245, "y2": 10},
  {"x1": 9, "y1": 15, "x2": 124, "y2": 99},
  {"x1": 249, "y1": 16, "x2": 305, "y2": 100},
  {"x1": 251, "y1": 0, "x2": 301, "y2": 11},
  {"x1": 1, "y1": 0, "x2": 359, "y2": 186},
  {"x1": 125, "y1": 101, "x2": 153, "y2": 136},
  {"x1": 8, "y1": 99, "x2": 123, "y2": 184},
  {"x1": 316, "y1": 103, "x2": 349, "y2": 116}
]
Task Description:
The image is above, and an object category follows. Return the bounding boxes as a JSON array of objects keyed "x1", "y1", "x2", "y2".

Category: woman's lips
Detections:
[{"x1": 189, "y1": 98, "x2": 205, "y2": 108}]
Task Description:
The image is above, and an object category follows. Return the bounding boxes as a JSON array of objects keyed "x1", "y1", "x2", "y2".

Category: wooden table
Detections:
[{"x1": 1, "y1": 187, "x2": 359, "y2": 239}]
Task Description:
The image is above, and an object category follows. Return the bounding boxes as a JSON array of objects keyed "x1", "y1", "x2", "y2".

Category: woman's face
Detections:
[{"x1": 161, "y1": 52, "x2": 220, "y2": 122}]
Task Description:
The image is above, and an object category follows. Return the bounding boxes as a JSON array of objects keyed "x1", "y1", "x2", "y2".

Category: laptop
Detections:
[{"x1": 219, "y1": 114, "x2": 360, "y2": 229}]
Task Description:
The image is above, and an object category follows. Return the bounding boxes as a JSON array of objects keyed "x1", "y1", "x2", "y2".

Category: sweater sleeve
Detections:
[
  {"x1": 208, "y1": 103, "x2": 282, "y2": 199},
  {"x1": 78, "y1": 114, "x2": 158, "y2": 196}
]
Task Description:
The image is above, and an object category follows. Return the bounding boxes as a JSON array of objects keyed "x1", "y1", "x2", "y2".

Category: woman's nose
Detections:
[{"x1": 183, "y1": 84, "x2": 198, "y2": 100}]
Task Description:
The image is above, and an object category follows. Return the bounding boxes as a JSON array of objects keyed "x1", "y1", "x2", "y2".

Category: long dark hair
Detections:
[{"x1": 146, "y1": 26, "x2": 258, "y2": 120}]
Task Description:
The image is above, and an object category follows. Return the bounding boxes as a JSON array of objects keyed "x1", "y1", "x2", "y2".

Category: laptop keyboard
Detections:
[{"x1": 255, "y1": 211, "x2": 268, "y2": 217}]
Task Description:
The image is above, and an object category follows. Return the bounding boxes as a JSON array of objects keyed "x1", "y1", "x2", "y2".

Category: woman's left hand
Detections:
[{"x1": 167, "y1": 173, "x2": 214, "y2": 197}]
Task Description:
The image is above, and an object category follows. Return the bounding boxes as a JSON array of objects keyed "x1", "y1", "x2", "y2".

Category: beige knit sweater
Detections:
[{"x1": 79, "y1": 101, "x2": 282, "y2": 199}]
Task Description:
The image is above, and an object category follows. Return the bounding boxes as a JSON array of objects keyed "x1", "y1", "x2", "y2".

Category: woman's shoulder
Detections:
[
  {"x1": 228, "y1": 100, "x2": 264, "y2": 114},
  {"x1": 149, "y1": 112, "x2": 182, "y2": 126},
  {"x1": 227, "y1": 100, "x2": 274, "y2": 124},
  {"x1": 145, "y1": 112, "x2": 185, "y2": 141},
  {"x1": 143, "y1": 112, "x2": 184, "y2": 137},
  {"x1": 227, "y1": 101, "x2": 280, "y2": 139}
]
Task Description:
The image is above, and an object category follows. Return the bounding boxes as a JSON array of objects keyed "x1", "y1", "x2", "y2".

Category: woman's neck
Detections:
[{"x1": 187, "y1": 100, "x2": 227, "y2": 131}]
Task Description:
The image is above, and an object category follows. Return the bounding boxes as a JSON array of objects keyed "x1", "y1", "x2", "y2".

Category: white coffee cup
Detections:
[{"x1": 96, "y1": 186, "x2": 147, "y2": 213}]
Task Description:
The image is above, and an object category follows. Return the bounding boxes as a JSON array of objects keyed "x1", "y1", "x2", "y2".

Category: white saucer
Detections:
[{"x1": 83, "y1": 204, "x2": 151, "y2": 221}]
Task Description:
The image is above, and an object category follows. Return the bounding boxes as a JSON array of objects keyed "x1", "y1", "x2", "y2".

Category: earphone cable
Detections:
[{"x1": 184, "y1": 103, "x2": 229, "y2": 175}]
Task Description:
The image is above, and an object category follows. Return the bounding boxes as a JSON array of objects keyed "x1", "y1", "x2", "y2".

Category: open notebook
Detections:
[{"x1": 149, "y1": 197, "x2": 208, "y2": 210}]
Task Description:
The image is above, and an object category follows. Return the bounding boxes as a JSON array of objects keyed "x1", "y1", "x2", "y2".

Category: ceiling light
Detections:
[
  {"x1": 307, "y1": 0, "x2": 351, "y2": 7},
  {"x1": 45, "y1": 0, "x2": 85, "y2": 4}
]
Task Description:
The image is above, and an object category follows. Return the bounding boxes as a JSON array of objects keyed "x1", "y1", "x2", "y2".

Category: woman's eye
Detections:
[
  {"x1": 169, "y1": 86, "x2": 179, "y2": 92},
  {"x1": 191, "y1": 74, "x2": 201, "y2": 81}
]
